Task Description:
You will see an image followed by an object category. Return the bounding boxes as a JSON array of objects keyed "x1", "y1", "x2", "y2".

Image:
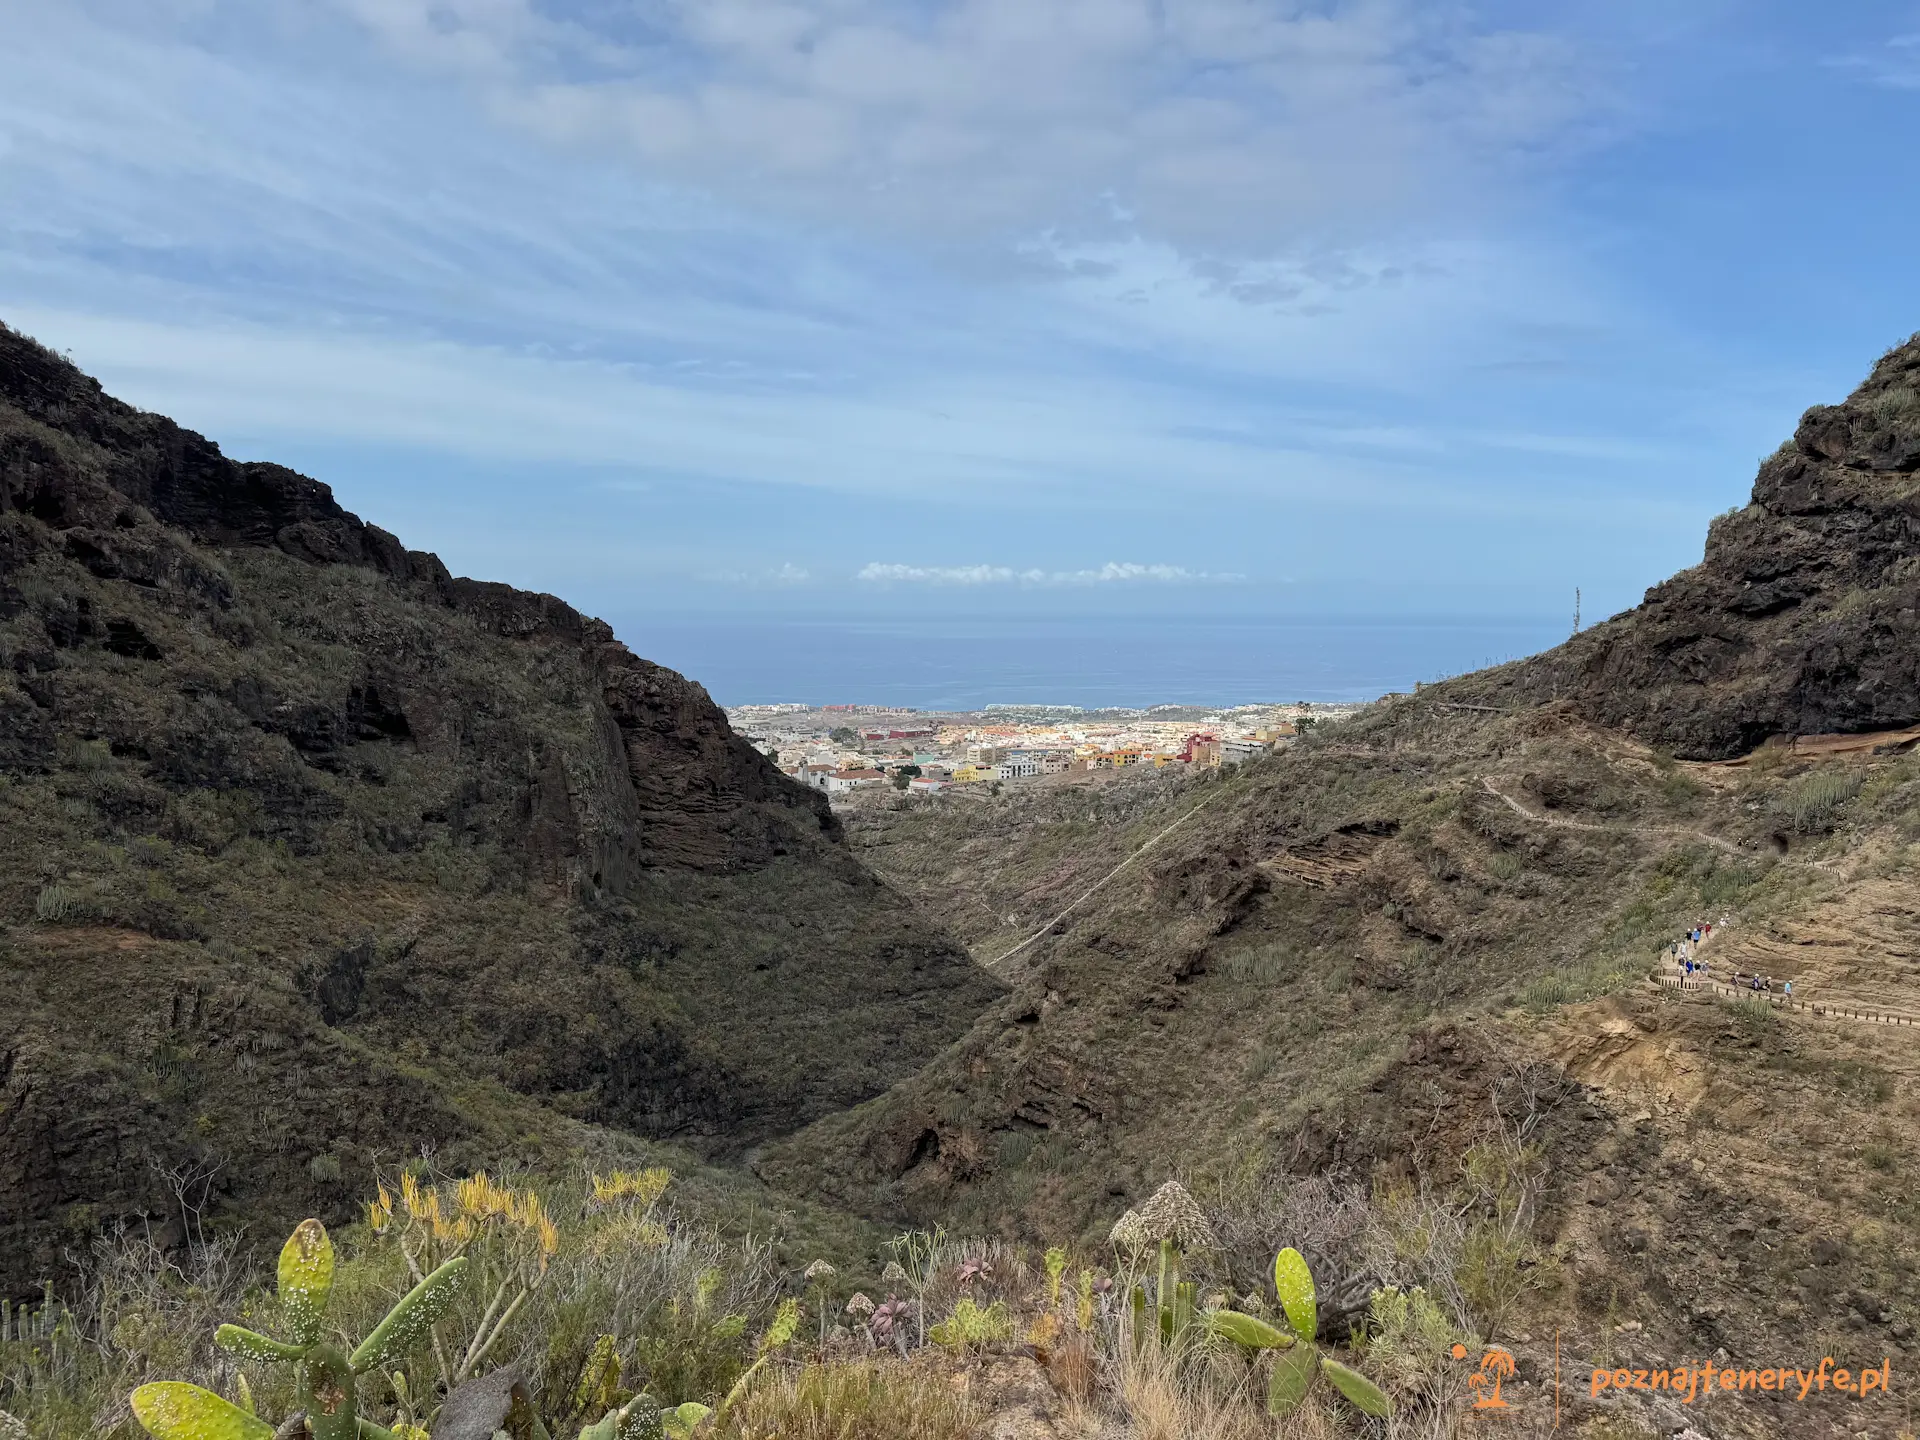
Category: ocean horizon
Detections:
[{"x1": 613, "y1": 612, "x2": 1569, "y2": 712}]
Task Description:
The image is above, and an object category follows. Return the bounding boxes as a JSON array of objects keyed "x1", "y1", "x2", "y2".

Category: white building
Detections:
[
  {"x1": 993, "y1": 757, "x2": 1042, "y2": 781},
  {"x1": 793, "y1": 764, "x2": 837, "y2": 791},
  {"x1": 823, "y1": 768, "x2": 887, "y2": 794},
  {"x1": 1221, "y1": 738, "x2": 1271, "y2": 764}
]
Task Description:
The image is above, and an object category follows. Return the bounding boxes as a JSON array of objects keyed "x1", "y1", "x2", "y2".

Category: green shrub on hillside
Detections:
[
  {"x1": 0, "y1": 1166, "x2": 787, "y2": 1440},
  {"x1": 1783, "y1": 769, "x2": 1863, "y2": 834}
]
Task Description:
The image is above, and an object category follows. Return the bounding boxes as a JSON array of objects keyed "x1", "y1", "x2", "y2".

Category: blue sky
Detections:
[{"x1": 4, "y1": 1, "x2": 1920, "y2": 632}]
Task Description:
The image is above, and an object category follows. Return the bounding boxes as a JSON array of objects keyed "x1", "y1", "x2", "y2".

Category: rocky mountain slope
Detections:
[
  {"x1": 1469, "y1": 333, "x2": 1920, "y2": 758},
  {"x1": 762, "y1": 336, "x2": 1920, "y2": 1435},
  {"x1": 0, "y1": 321, "x2": 999, "y2": 1294}
]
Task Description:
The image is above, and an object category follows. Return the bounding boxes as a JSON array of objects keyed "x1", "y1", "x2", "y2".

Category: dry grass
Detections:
[
  {"x1": 720, "y1": 1359, "x2": 977, "y2": 1440},
  {"x1": 1111, "y1": 1336, "x2": 1368, "y2": 1440}
]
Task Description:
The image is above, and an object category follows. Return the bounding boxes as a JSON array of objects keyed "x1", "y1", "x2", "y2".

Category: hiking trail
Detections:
[{"x1": 1481, "y1": 777, "x2": 1748, "y2": 859}]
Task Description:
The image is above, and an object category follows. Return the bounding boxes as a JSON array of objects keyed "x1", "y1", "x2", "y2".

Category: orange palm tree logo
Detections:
[{"x1": 1454, "y1": 1343, "x2": 1516, "y2": 1409}]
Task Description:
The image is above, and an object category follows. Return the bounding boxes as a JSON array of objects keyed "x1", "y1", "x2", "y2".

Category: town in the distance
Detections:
[{"x1": 726, "y1": 700, "x2": 1366, "y2": 799}]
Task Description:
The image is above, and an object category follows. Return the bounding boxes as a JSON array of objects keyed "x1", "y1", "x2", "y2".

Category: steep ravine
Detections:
[{"x1": 0, "y1": 321, "x2": 1001, "y2": 1293}]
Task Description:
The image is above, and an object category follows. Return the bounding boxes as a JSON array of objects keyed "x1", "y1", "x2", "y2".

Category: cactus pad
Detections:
[
  {"x1": 1265, "y1": 1341, "x2": 1318, "y2": 1417},
  {"x1": 1271, "y1": 1247, "x2": 1317, "y2": 1344},
  {"x1": 213, "y1": 1325, "x2": 306, "y2": 1364},
  {"x1": 1321, "y1": 1357, "x2": 1391, "y2": 1416},
  {"x1": 1205, "y1": 1310, "x2": 1294, "y2": 1349},
  {"x1": 130, "y1": 1382, "x2": 276, "y2": 1440},
  {"x1": 661, "y1": 1403, "x2": 711, "y2": 1438},
  {"x1": 277, "y1": 1219, "x2": 336, "y2": 1346},
  {"x1": 348, "y1": 1256, "x2": 469, "y2": 1373}
]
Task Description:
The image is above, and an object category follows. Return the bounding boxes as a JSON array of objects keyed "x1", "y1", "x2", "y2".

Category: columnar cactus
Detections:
[{"x1": 129, "y1": 1219, "x2": 469, "y2": 1440}]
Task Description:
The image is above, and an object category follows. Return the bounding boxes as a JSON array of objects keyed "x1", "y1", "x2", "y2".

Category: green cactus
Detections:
[
  {"x1": 1271, "y1": 1246, "x2": 1317, "y2": 1345},
  {"x1": 1265, "y1": 1337, "x2": 1318, "y2": 1414},
  {"x1": 575, "y1": 1399, "x2": 707, "y2": 1440},
  {"x1": 1124, "y1": 1240, "x2": 1211, "y2": 1354},
  {"x1": 1320, "y1": 1357, "x2": 1391, "y2": 1417},
  {"x1": 1043, "y1": 1246, "x2": 1069, "y2": 1306},
  {"x1": 1202, "y1": 1310, "x2": 1293, "y2": 1350},
  {"x1": 130, "y1": 1383, "x2": 275, "y2": 1440},
  {"x1": 130, "y1": 1219, "x2": 470, "y2": 1440},
  {"x1": 1206, "y1": 1246, "x2": 1391, "y2": 1421}
]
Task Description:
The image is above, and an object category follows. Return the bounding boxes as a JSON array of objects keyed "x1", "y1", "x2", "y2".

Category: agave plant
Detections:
[
  {"x1": 131, "y1": 1218, "x2": 469, "y2": 1440},
  {"x1": 1205, "y1": 1247, "x2": 1390, "y2": 1420}
]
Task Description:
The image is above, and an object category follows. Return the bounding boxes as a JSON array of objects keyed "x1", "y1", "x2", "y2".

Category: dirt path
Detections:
[
  {"x1": 976, "y1": 788, "x2": 1230, "y2": 975},
  {"x1": 1481, "y1": 776, "x2": 1749, "y2": 858},
  {"x1": 1650, "y1": 924, "x2": 1920, "y2": 1026},
  {"x1": 1652, "y1": 966, "x2": 1920, "y2": 1026}
]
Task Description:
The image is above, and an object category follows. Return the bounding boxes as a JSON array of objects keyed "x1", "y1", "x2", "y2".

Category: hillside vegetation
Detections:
[
  {"x1": 12, "y1": 328, "x2": 1920, "y2": 1438},
  {"x1": 0, "y1": 319, "x2": 998, "y2": 1296}
]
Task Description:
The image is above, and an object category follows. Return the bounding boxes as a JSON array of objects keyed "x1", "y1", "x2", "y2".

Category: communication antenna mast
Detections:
[{"x1": 1573, "y1": 587, "x2": 1582, "y2": 635}]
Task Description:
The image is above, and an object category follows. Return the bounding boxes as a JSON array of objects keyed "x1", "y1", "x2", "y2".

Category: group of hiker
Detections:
[
  {"x1": 1667, "y1": 917, "x2": 1794, "y2": 999},
  {"x1": 1668, "y1": 921, "x2": 1715, "y2": 974}
]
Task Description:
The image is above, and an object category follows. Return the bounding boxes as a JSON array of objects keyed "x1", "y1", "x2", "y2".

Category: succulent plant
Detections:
[
  {"x1": 130, "y1": 1219, "x2": 469, "y2": 1440},
  {"x1": 1204, "y1": 1246, "x2": 1390, "y2": 1420},
  {"x1": 575, "y1": 1397, "x2": 709, "y2": 1440},
  {"x1": 1043, "y1": 1247, "x2": 1069, "y2": 1306},
  {"x1": 928, "y1": 1298, "x2": 1012, "y2": 1352},
  {"x1": 1122, "y1": 1237, "x2": 1204, "y2": 1356},
  {"x1": 126, "y1": 1214, "x2": 755, "y2": 1440}
]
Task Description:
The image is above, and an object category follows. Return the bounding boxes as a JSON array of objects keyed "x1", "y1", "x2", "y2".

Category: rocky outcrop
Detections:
[
  {"x1": 0, "y1": 320, "x2": 1001, "y2": 1294},
  {"x1": 1467, "y1": 334, "x2": 1920, "y2": 758}
]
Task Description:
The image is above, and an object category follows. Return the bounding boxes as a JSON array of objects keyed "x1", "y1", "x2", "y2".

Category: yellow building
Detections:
[{"x1": 952, "y1": 763, "x2": 992, "y2": 783}]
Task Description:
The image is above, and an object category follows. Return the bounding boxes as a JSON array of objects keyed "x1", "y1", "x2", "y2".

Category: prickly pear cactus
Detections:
[
  {"x1": 278, "y1": 1219, "x2": 335, "y2": 1347},
  {"x1": 1321, "y1": 1357, "x2": 1391, "y2": 1417},
  {"x1": 1204, "y1": 1310, "x2": 1294, "y2": 1349},
  {"x1": 129, "y1": 1382, "x2": 276, "y2": 1440},
  {"x1": 1254, "y1": 1246, "x2": 1392, "y2": 1420},
  {"x1": 349, "y1": 1256, "x2": 468, "y2": 1372},
  {"x1": 132, "y1": 1219, "x2": 469, "y2": 1440},
  {"x1": 660, "y1": 1402, "x2": 711, "y2": 1438},
  {"x1": 1271, "y1": 1247, "x2": 1316, "y2": 1344},
  {"x1": 1266, "y1": 1339, "x2": 1319, "y2": 1417}
]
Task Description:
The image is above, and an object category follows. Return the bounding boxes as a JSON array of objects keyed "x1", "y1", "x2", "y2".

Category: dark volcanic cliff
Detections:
[
  {"x1": 0, "y1": 322, "x2": 1000, "y2": 1293},
  {"x1": 1468, "y1": 333, "x2": 1920, "y2": 758}
]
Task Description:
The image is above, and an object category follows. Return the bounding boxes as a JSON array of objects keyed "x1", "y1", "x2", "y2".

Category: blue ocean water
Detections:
[{"x1": 614, "y1": 613, "x2": 1566, "y2": 711}]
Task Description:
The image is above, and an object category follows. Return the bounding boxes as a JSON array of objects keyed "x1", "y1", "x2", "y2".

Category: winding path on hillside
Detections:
[
  {"x1": 1480, "y1": 776, "x2": 1749, "y2": 859},
  {"x1": 1643, "y1": 898, "x2": 1920, "y2": 1027},
  {"x1": 1651, "y1": 966, "x2": 1920, "y2": 1027},
  {"x1": 1484, "y1": 777, "x2": 1920, "y2": 1027}
]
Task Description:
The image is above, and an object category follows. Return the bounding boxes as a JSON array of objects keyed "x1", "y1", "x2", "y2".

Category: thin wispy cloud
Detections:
[
  {"x1": 858, "y1": 562, "x2": 1243, "y2": 586},
  {"x1": 3, "y1": 1, "x2": 1915, "y2": 623},
  {"x1": 702, "y1": 562, "x2": 813, "y2": 586},
  {"x1": 334, "y1": 0, "x2": 1606, "y2": 252},
  {"x1": 1827, "y1": 31, "x2": 1920, "y2": 89}
]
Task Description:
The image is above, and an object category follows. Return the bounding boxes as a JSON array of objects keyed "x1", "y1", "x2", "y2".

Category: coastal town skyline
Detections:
[{"x1": 728, "y1": 699, "x2": 1361, "y2": 799}]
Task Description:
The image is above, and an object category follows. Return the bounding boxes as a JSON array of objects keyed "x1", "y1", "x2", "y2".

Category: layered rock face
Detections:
[
  {"x1": 0, "y1": 321, "x2": 999, "y2": 1292},
  {"x1": 1471, "y1": 334, "x2": 1920, "y2": 758}
]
